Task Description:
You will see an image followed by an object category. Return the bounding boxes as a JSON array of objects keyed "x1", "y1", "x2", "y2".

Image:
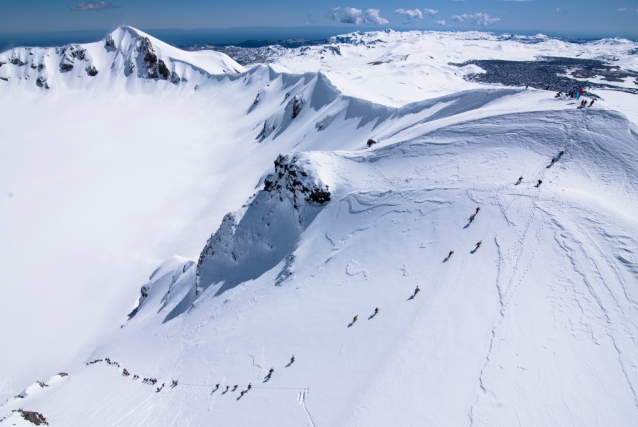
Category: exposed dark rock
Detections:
[
  {"x1": 264, "y1": 154, "x2": 330, "y2": 207},
  {"x1": 86, "y1": 65, "x2": 98, "y2": 76},
  {"x1": 140, "y1": 283, "x2": 150, "y2": 298},
  {"x1": 105, "y1": 35, "x2": 115, "y2": 49},
  {"x1": 77, "y1": 48, "x2": 87, "y2": 61},
  {"x1": 139, "y1": 37, "x2": 159, "y2": 78},
  {"x1": 10, "y1": 57, "x2": 26, "y2": 66},
  {"x1": 367, "y1": 138, "x2": 378, "y2": 148},
  {"x1": 157, "y1": 59, "x2": 170, "y2": 79},
  {"x1": 59, "y1": 45, "x2": 79, "y2": 72},
  {"x1": 0, "y1": 77, "x2": 8, "y2": 82},
  {"x1": 35, "y1": 77, "x2": 47, "y2": 88},
  {"x1": 15, "y1": 409, "x2": 49, "y2": 426},
  {"x1": 291, "y1": 95, "x2": 304, "y2": 118},
  {"x1": 170, "y1": 71, "x2": 181, "y2": 84}
]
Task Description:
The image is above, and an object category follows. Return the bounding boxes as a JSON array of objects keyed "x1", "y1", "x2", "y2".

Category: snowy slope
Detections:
[{"x1": 1, "y1": 27, "x2": 638, "y2": 426}]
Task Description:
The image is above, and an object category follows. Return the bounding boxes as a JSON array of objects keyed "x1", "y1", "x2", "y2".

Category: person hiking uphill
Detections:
[
  {"x1": 448, "y1": 250, "x2": 454, "y2": 258},
  {"x1": 475, "y1": 241, "x2": 482, "y2": 250},
  {"x1": 352, "y1": 315, "x2": 358, "y2": 324},
  {"x1": 290, "y1": 356, "x2": 295, "y2": 365},
  {"x1": 516, "y1": 176, "x2": 523, "y2": 185},
  {"x1": 536, "y1": 180, "x2": 542, "y2": 188},
  {"x1": 374, "y1": 307, "x2": 379, "y2": 315},
  {"x1": 413, "y1": 286, "x2": 420, "y2": 297}
]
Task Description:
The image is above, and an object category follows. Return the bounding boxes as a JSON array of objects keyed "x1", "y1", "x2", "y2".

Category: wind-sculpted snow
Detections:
[{"x1": 2, "y1": 26, "x2": 638, "y2": 427}]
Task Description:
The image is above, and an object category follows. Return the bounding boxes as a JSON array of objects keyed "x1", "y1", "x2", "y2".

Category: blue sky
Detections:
[{"x1": 0, "y1": 0, "x2": 636, "y2": 38}]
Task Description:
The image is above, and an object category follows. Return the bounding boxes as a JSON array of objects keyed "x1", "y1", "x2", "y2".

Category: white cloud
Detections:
[
  {"x1": 341, "y1": 7, "x2": 363, "y2": 24},
  {"x1": 394, "y1": 8, "x2": 424, "y2": 23},
  {"x1": 433, "y1": 19, "x2": 450, "y2": 26},
  {"x1": 364, "y1": 9, "x2": 390, "y2": 25},
  {"x1": 450, "y1": 13, "x2": 500, "y2": 26},
  {"x1": 326, "y1": 7, "x2": 388, "y2": 25},
  {"x1": 70, "y1": 1, "x2": 117, "y2": 11},
  {"x1": 618, "y1": 7, "x2": 628, "y2": 11},
  {"x1": 424, "y1": 8, "x2": 439, "y2": 16}
]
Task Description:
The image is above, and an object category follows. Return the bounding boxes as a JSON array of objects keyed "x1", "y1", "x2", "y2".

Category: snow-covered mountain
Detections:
[
  {"x1": 0, "y1": 26, "x2": 244, "y2": 92},
  {"x1": 1, "y1": 27, "x2": 638, "y2": 426}
]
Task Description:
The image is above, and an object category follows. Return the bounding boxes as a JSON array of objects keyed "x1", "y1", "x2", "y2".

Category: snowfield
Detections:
[{"x1": 1, "y1": 26, "x2": 637, "y2": 426}]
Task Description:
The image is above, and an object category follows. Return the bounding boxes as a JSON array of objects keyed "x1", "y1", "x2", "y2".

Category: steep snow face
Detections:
[
  {"x1": 1, "y1": 28, "x2": 638, "y2": 427},
  {"x1": 0, "y1": 26, "x2": 244, "y2": 92}
]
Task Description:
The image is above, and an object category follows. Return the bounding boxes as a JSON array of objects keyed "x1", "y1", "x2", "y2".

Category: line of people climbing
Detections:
[{"x1": 84, "y1": 354, "x2": 296, "y2": 397}]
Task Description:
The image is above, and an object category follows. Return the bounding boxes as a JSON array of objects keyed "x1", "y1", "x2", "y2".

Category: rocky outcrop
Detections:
[
  {"x1": 15, "y1": 409, "x2": 48, "y2": 425},
  {"x1": 157, "y1": 59, "x2": 169, "y2": 79},
  {"x1": 191, "y1": 153, "x2": 331, "y2": 304},
  {"x1": 86, "y1": 64, "x2": 98, "y2": 76},
  {"x1": 35, "y1": 77, "x2": 50, "y2": 89},
  {"x1": 137, "y1": 36, "x2": 173, "y2": 81},
  {"x1": 59, "y1": 45, "x2": 78, "y2": 72},
  {"x1": 105, "y1": 35, "x2": 115, "y2": 49},
  {"x1": 139, "y1": 37, "x2": 159, "y2": 78},
  {"x1": 263, "y1": 154, "x2": 331, "y2": 206},
  {"x1": 290, "y1": 95, "x2": 305, "y2": 118},
  {"x1": 10, "y1": 56, "x2": 26, "y2": 66}
]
